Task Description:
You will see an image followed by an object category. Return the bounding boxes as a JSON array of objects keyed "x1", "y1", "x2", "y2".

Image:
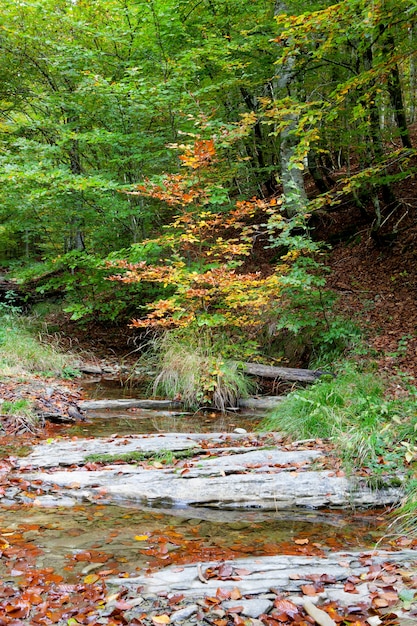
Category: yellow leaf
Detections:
[
  {"x1": 152, "y1": 615, "x2": 170, "y2": 624},
  {"x1": 134, "y1": 535, "x2": 149, "y2": 541},
  {"x1": 84, "y1": 573, "x2": 100, "y2": 584}
]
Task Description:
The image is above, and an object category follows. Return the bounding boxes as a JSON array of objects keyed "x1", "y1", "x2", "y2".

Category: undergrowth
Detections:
[
  {"x1": 261, "y1": 364, "x2": 417, "y2": 534},
  {"x1": 144, "y1": 330, "x2": 255, "y2": 411},
  {"x1": 0, "y1": 298, "x2": 78, "y2": 377}
]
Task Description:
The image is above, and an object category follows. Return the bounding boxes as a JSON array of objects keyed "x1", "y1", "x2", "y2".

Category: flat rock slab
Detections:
[
  {"x1": 107, "y1": 550, "x2": 417, "y2": 598},
  {"x1": 79, "y1": 399, "x2": 182, "y2": 410},
  {"x1": 19, "y1": 432, "x2": 259, "y2": 469},
  {"x1": 18, "y1": 433, "x2": 401, "y2": 511},
  {"x1": 25, "y1": 463, "x2": 400, "y2": 510}
]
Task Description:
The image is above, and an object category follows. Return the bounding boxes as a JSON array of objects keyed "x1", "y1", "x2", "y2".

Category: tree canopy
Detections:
[{"x1": 1, "y1": 0, "x2": 416, "y2": 347}]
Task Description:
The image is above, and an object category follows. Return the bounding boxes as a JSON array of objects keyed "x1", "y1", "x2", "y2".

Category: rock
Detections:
[
  {"x1": 79, "y1": 364, "x2": 103, "y2": 375},
  {"x1": 170, "y1": 604, "x2": 198, "y2": 622},
  {"x1": 223, "y1": 598, "x2": 273, "y2": 618},
  {"x1": 106, "y1": 551, "x2": 417, "y2": 597},
  {"x1": 20, "y1": 433, "x2": 401, "y2": 510},
  {"x1": 32, "y1": 494, "x2": 76, "y2": 507},
  {"x1": 26, "y1": 464, "x2": 401, "y2": 511},
  {"x1": 78, "y1": 399, "x2": 182, "y2": 410},
  {"x1": 325, "y1": 583, "x2": 370, "y2": 606}
]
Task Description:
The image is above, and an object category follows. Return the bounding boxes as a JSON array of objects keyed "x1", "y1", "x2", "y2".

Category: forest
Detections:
[
  {"x1": 1, "y1": 1, "x2": 417, "y2": 623},
  {"x1": 1, "y1": 0, "x2": 417, "y2": 444}
]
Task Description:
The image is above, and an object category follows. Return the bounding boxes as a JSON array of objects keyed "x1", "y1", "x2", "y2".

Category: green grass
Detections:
[
  {"x1": 0, "y1": 313, "x2": 78, "y2": 377},
  {"x1": 261, "y1": 363, "x2": 417, "y2": 532},
  {"x1": 85, "y1": 447, "x2": 199, "y2": 465},
  {"x1": 0, "y1": 398, "x2": 39, "y2": 434},
  {"x1": 145, "y1": 330, "x2": 255, "y2": 411}
]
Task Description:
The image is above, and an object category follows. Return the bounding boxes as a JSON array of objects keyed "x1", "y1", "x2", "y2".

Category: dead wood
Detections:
[{"x1": 241, "y1": 362, "x2": 329, "y2": 383}]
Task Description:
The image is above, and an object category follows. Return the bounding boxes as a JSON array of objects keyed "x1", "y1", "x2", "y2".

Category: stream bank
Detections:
[{"x1": 1, "y1": 376, "x2": 417, "y2": 625}]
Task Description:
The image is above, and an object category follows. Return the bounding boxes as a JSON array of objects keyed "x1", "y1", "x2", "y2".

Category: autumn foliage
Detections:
[{"x1": 111, "y1": 138, "x2": 300, "y2": 339}]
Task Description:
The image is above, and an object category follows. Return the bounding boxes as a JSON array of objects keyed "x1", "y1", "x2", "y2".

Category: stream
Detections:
[{"x1": 0, "y1": 378, "x2": 394, "y2": 581}]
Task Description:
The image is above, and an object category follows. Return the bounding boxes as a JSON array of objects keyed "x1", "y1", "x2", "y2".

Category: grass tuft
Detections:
[{"x1": 147, "y1": 330, "x2": 254, "y2": 411}]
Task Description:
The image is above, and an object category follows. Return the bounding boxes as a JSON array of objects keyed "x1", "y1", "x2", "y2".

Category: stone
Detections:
[
  {"x1": 223, "y1": 599, "x2": 273, "y2": 618},
  {"x1": 106, "y1": 551, "x2": 417, "y2": 597},
  {"x1": 170, "y1": 604, "x2": 198, "y2": 622}
]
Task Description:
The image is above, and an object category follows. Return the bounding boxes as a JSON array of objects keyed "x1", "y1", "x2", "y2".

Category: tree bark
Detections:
[
  {"x1": 241, "y1": 362, "x2": 328, "y2": 383},
  {"x1": 273, "y1": 0, "x2": 308, "y2": 218}
]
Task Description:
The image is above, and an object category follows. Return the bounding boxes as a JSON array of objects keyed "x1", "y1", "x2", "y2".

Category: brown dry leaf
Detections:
[
  {"x1": 378, "y1": 591, "x2": 398, "y2": 603},
  {"x1": 301, "y1": 584, "x2": 318, "y2": 596},
  {"x1": 294, "y1": 538, "x2": 309, "y2": 545},
  {"x1": 344, "y1": 582, "x2": 358, "y2": 593},
  {"x1": 274, "y1": 599, "x2": 299, "y2": 617},
  {"x1": 216, "y1": 587, "x2": 231, "y2": 601},
  {"x1": 230, "y1": 587, "x2": 242, "y2": 600},
  {"x1": 372, "y1": 597, "x2": 389, "y2": 608},
  {"x1": 381, "y1": 575, "x2": 397, "y2": 585}
]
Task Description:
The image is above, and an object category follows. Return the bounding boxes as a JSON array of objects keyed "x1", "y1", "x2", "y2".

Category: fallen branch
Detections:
[{"x1": 241, "y1": 362, "x2": 330, "y2": 383}]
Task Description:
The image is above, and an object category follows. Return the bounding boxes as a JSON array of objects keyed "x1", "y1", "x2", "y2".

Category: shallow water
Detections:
[
  {"x1": 0, "y1": 377, "x2": 392, "y2": 582},
  {"x1": 76, "y1": 376, "x2": 264, "y2": 435},
  {"x1": 0, "y1": 502, "x2": 387, "y2": 581}
]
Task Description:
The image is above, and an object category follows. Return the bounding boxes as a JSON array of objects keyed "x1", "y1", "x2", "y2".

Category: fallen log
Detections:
[
  {"x1": 238, "y1": 396, "x2": 285, "y2": 410},
  {"x1": 241, "y1": 362, "x2": 328, "y2": 383}
]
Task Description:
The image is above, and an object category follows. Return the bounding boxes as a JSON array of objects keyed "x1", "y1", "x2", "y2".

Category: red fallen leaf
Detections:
[
  {"x1": 218, "y1": 562, "x2": 233, "y2": 578},
  {"x1": 227, "y1": 605, "x2": 243, "y2": 613},
  {"x1": 74, "y1": 551, "x2": 92, "y2": 561},
  {"x1": 344, "y1": 582, "x2": 358, "y2": 593},
  {"x1": 381, "y1": 575, "x2": 397, "y2": 584},
  {"x1": 261, "y1": 618, "x2": 281, "y2": 626},
  {"x1": 21, "y1": 591, "x2": 43, "y2": 605},
  {"x1": 270, "y1": 612, "x2": 291, "y2": 622},
  {"x1": 168, "y1": 594, "x2": 185, "y2": 606},
  {"x1": 273, "y1": 599, "x2": 299, "y2": 617},
  {"x1": 320, "y1": 574, "x2": 336, "y2": 584},
  {"x1": 5, "y1": 600, "x2": 30, "y2": 618},
  {"x1": 232, "y1": 616, "x2": 248, "y2": 626},
  {"x1": 301, "y1": 584, "x2": 318, "y2": 596}
]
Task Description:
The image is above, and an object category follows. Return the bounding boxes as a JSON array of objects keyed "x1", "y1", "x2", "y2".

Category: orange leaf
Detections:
[{"x1": 152, "y1": 615, "x2": 171, "y2": 624}]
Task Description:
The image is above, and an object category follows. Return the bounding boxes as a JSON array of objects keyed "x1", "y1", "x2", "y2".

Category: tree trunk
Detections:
[{"x1": 273, "y1": 0, "x2": 308, "y2": 218}]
